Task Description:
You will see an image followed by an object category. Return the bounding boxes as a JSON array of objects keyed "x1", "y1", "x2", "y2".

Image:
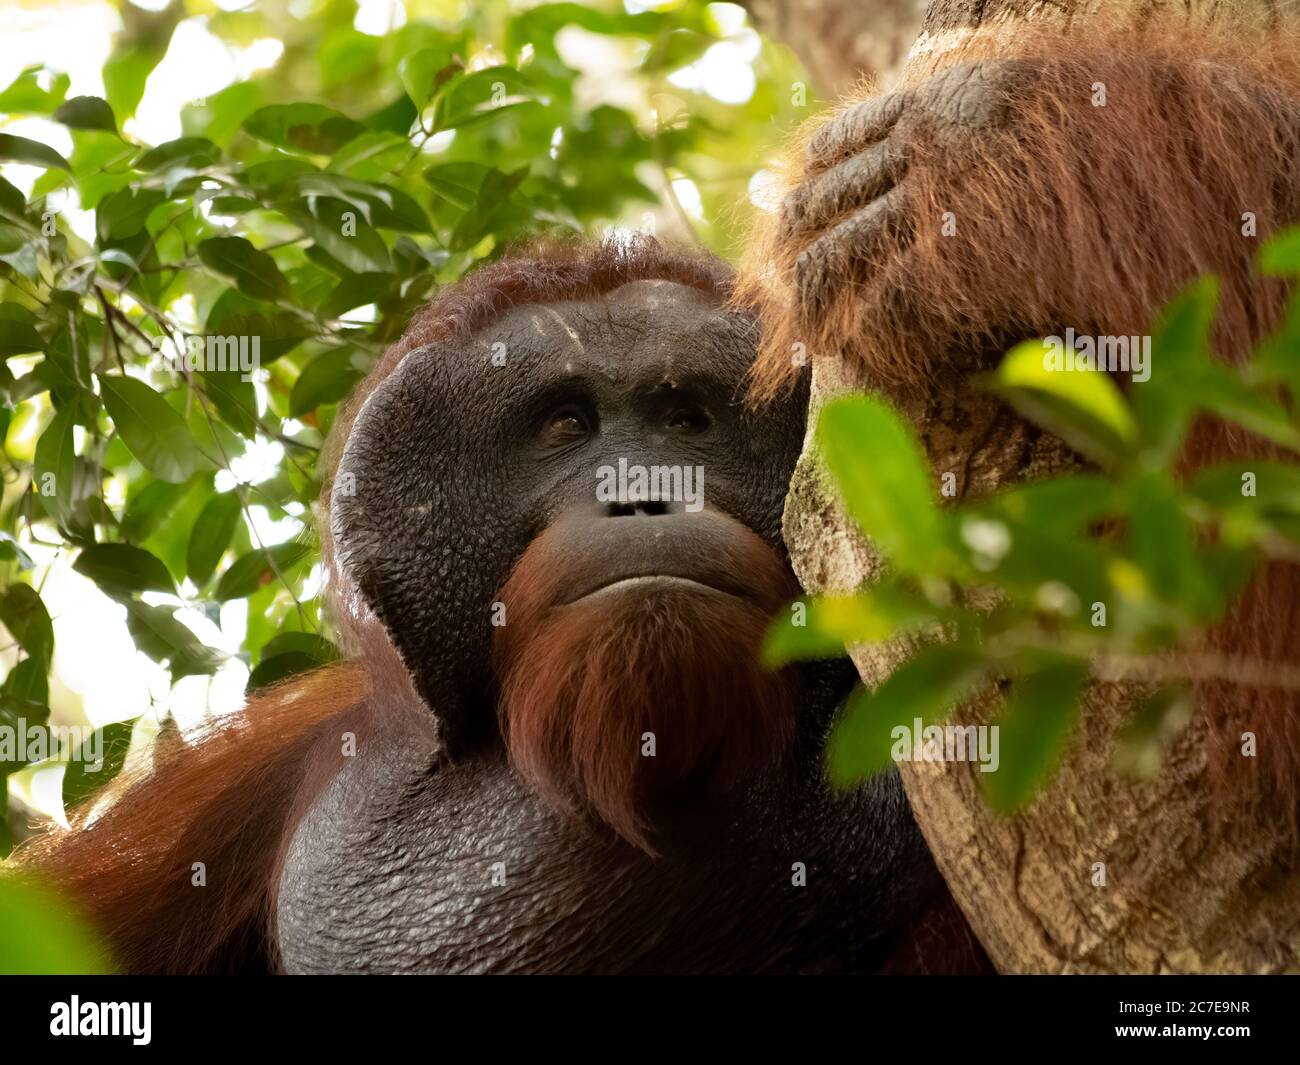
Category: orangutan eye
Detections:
[
  {"x1": 542, "y1": 405, "x2": 593, "y2": 444},
  {"x1": 666, "y1": 405, "x2": 710, "y2": 433}
]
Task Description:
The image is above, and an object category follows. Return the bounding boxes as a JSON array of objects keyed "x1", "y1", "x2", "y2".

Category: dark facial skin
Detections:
[
  {"x1": 328, "y1": 280, "x2": 807, "y2": 753},
  {"x1": 277, "y1": 281, "x2": 953, "y2": 974}
]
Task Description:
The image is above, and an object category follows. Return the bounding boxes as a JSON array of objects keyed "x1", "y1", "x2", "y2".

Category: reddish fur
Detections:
[
  {"x1": 738, "y1": 23, "x2": 1300, "y2": 398},
  {"x1": 494, "y1": 515, "x2": 800, "y2": 853},
  {"x1": 737, "y1": 20, "x2": 1300, "y2": 817},
  {"x1": 11, "y1": 664, "x2": 370, "y2": 973}
]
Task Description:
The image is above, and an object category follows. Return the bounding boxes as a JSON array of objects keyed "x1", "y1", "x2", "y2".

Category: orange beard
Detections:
[{"x1": 493, "y1": 527, "x2": 799, "y2": 853}]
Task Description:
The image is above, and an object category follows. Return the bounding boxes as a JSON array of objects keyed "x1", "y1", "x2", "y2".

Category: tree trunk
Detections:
[
  {"x1": 741, "y1": 0, "x2": 924, "y2": 98},
  {"x1": 775, "y1": 0, "x2": 1300, "y2": 973}
]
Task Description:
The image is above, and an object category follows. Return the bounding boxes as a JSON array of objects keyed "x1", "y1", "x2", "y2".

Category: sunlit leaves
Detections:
[
  {"x1": 248, "y1": 631, "x2": 338, "y2": 690},
  {"x1": 196, "y1": 237, "x2": 290, "y2": 301},
  {"x1": 1259, "y1": 227, "x2": 1300, "y2": 276},
  {"x1": 124, "y1": 600, "x2": 225, "y2": 681},
  {"x1": 0, "y1": 66, "x2": 71, "y2": 115},
  {"x1": 32, "y1": 408, "x2": 77, "y2": 530},
  {"x1": 62, "y1": 719, "x2": 136, "y2": 809},
  {"x1": 135, "y1": 137, "x2": 219, "y2": 172},
  {"x1": 73, "y1": 543, "x2": 176, "y2": 598},
  {"x1": 185, "y1": 492, "x2": 243, "y2": 587},
  {"x1": 991, "y1": 338, "x2": 1137, "y2": 466},
  {"x1": 99, "y1": 376, "x2": 206, "y2": 484},
  {"x1": 432, "y1": 68, "x2": 543, "y2": 131},
  {"x1": 0, "y1": 133, "x2": 70, "y2": 172},
  {"x1": 53, "y1": 96, "x2": 119, "y2": 136},
  {"x1": 0, "y1": 585, "x2": 54, "y2": 668},
  {"x1": 1132, "y1": 278, "x2": 1217, "y2": 468},
  {"x1": 243, "y1": 103, "x2": 366, "y2": 155},
  {"x1": 763, "y1": 585, "x2": 948, "y2": 667},
  {"x1": 816, "y1": 394, "x2": 951, "y2": 575},
  {"x1": 398, "y1": 46, "x2": 456, "y2": 110},
  {"x1": 214, "y1": 541, "x2": 311, "y2": 602},
  {"x1": 290, "y1": 349, "x2": 365, "y2": 416}
]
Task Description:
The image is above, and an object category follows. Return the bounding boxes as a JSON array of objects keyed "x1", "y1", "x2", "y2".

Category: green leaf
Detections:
[
  {"x1": 289, "y1": 349, "x2": 365, "y2": 416},
  {"x1": 104, "y1": 37, "x2": 173, "y2": 122},
  {"x1": 1259, "y1": 225, "x2": 1300, "y2": 276},
  {"x1": 0, "y1": 67, "x2": 70, "y2": 117},
  {"x1": 206, "y1": 296, "x2": 309, "y2": 362},
  {"x1": 182, "y1": 80, "x2": 263, "y2": 147},
  {"x1": 816, "y1": 393, "x2": 951, "y2": 576},
  {"x1": 295, "y1": 173, "x2": 431, "y2": 233},
  {"x1": 432, "y1": 67, "x2": 541, "y2": 131},
  {"x1": 73, "y1": 543, "x2": 176, "y2": 597},
  {"x1": 0, "y1": 310, "x2": 43, "y2": 356},
  {"x1": 991, "y1": 338, "x2": 1138, "y2": 467},
  {"x1": 0, "y1": 67, "x2": 70, "y2": 115},
  {"x1": 61, "y1": 719, "x2": 136, "y2": 808},
  {"x1": 1126, "y1": 472, "x2": 1201, "y2": 612},
  {"x1": 95, "y1": 186, "x2": 165, "y2": 242},
  {"x1": 1189, "y1": 363, "x2": 1300, "y2": 453},
  {"x1": 121, "y1": 479, "x2": 190, "y2": 542},
  {"x1": 399, "y1": 46, "x2": 456, "y2": 109},
  {"x1": 826, "y1": 644, "x2": 992, "y2": 787},
  {"x1": 135, "y1": 137, "x2": 219, "y2": 171},
  {"x1": 33, "y1": 406, "x2": 77, "y2": 528},
  {"x1": 0, "y1": 133, "x2": 70, "y2": 171},
  {"x1": 197, "y1": 236, "x2": 289, "y2": 301},
  {"x1": 186, "y1": 491, "x2": 243, "y2": 586},
  {"x1": 288, "y1": 200, "x2": 391, "y2": 273},
  {"x1": 123, "y1": 600, "x2": 224, "y2": 680},
  {"x1": 317, "y1": 272, "x2": 393, "y2": 318},
  {"x1": 423, "y1": 161, "x2": 490, "y2": 210},
  {"x1": 214, "y1": 541, "x2": 311, "y2": 601},
  {"x1": 0, "y1": 584, "x2": 54, "y2": 666},
  {"x1": 3, "y1": 655, "x2": 48, "y2": 708},
  {"x1": 1133, "y1": 278, "x2": 1218, "y2": 467},
  {"x1": 0, "y1": 877, "x2": 113, "y2": 974},
  {"x1": 99, "y1": 375, "x2": 206, "y2": 484},
  {"x1": 248, "y1": 633, "x2": 338, "y2": 689},
  {"x1": 981, "y1": 659, "x2": 1088, "y2": 813},
  {"x1": 243, "y1": 103, "x2": 365, "y2": 154},
  {"x1": 762, "y1": 585, "x2": 943, "y2": 667},
  {"x1": 53, "y1": 96, "x2": 118, "y2": 135},
  {"x1": 0, "y1": 176, "x2": 25, "y2": 216},
  {"x1": 978, "y1": 474, "x2": 1117, "y2": 536},
  {"x1": 449, "y1": 166, "x2": 529, "y2": 252},
  {"x1": 0, "y1": 532, "x2": 35, "y2": 571}
]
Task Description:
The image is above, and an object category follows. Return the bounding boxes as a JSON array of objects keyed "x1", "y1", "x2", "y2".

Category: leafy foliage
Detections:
[
  {"x1": 0, "y1": 0, "x2": 811, "y2": 839},
  {"x1": 767, "y1": 231, "x2": 1300, "y2": 812}
]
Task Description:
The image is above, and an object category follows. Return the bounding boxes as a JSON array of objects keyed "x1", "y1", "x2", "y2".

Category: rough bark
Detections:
[
  {"x1": 777, "y1": 0, "x2": 1300, "y2": 973},
  {"x1": 741, "y1": 0, "x2": 925, "y2": 98}
]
